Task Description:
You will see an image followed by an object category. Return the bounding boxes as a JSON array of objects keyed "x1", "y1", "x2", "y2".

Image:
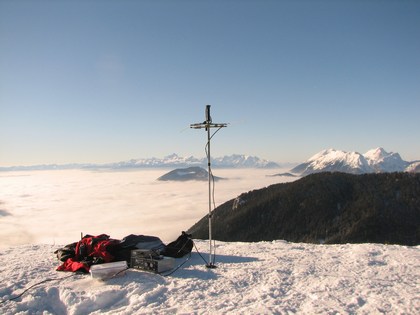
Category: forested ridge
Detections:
[{"x1": 188, "y1": 172, "x2": 420, "y2": 245}]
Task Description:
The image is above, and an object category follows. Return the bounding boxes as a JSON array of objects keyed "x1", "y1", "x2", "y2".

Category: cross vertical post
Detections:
[{"x1": 190, "y1": 105, "x2": 227, "y2": 268}]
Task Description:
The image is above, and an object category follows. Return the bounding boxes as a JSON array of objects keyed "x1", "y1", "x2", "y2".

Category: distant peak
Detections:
[
  {"x1": 364, "y1": 147, "x2": 391, "y2": 161},
  {"x1": 292, "y1": 147, "x2": 410, "y2": 176},
  {"x1": 365, "y1": 147, "x2": 387, "y2": 155},
  {"x1": 308, "y1": 148, "x2": 338, "y2": 161},
  {"x1": 165, "y1": 153, "x2": 180, "y2": 159}
]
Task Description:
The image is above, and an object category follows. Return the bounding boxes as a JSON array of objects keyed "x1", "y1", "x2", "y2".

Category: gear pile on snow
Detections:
[{"x1": 55, "y1": 232, "x2": 193, "y2": 273}]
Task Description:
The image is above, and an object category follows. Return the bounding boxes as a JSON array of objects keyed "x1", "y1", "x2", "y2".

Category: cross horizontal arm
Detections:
[{"x1": 190, "y1": 123, "x2": 228, "y2": 129}]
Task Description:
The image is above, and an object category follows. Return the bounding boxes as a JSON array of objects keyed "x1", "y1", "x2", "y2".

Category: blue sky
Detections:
[{"x1": 1, "y1": 0, "x2": 419, "y2": 166}]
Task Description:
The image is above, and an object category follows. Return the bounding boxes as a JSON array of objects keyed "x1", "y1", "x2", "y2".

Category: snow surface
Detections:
[
  {"x1": 1, "y1": 241, "x2": 418, "y2": 314},
  {"x1": 1, "y1": 169, "x2": 419, "y2": 314}
]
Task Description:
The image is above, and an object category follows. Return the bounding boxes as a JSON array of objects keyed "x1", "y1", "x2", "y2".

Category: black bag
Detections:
[
  {"x1": 162, "y1": 232, "x2": 193, "y2": 258},
  {"x1": 119, "y1": 234, "x2": 166, "y2": 253},
  {"x1": 54, "y1": 242, "x2": 77, "y2": 262},
  {"x1": 115, "y1": 234, "x2": 166, "y2": 262}
]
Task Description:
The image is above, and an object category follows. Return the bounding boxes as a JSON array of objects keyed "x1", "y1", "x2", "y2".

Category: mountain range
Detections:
[
  {"x1": 0, "y1": 154, "x2": 280, "y2": 171},
  {"x1": 113, "y1": 153, "x2": 280, "y2": 169},
  {"x1": 2, "y1": 148, "x2": 418, "y2": 173},
  {"x1": 290, "y1": 147, "x2": 418, "y2": 176}
]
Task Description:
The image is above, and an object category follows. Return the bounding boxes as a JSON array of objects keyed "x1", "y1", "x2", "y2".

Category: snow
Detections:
[
  {"x1": 364, "y1": 148, "x2": 408, "y2": 172},
  {"x1": 308, "y1": 149, "x2": 366, "y2": 169},
  {"x1": 304, "y1": 149, "x2": 372, "y2": 174},
  {"x1": 364, "y1": 147, "x2": 389, "y2": 161},
  {"x1": 1, "y1": 241, "x2": 418, "y2": 314},
  {"x1": 406, "y1": 161, "x2": 420, "y2": 173},
  {"x1": 0, "y1": 154, "x2": 279, "y2": 171},
  {"x1": 296, "y1": 147, "x2": 414, "y2": 175},
  {"x1": 0, "y1": 169, "x2": 419, "y2": 314}
]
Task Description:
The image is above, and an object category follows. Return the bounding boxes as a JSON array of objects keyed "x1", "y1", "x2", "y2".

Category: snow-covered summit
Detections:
[
  {"x1": 405, "y1": 161, "x2": 420, "y2": 173},
  {"x1": 291, "y1": 147, "x2": 415, "y2": 175},
  {"x1": 291, "y1": 148, "x2": 372, "y2": 175},
  {"x1": 212, "y1": 154, "x2": 279, "y2": 168},
  {"x1": 364, "y1": 147, "x2": 409, "y2": 172},
  {"x1": 364, "y1": 147, "x2": 389, "y2": 161}
]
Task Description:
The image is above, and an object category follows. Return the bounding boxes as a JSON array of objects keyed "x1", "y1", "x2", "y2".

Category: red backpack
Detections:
[{"x1": 57, "y1": 234, "x2": 120, "y2": 273}]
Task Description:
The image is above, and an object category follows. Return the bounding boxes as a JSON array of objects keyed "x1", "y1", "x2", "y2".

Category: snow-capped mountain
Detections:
[
  {"x1": 109, "y1": 154, "x2": 203, "y2": 168},
  {"x1": 405, "y1": 161, "x2": 420, "y2": 173},
  {"x1": 364, "y1": 147, "x2": 409, "y2": 172},
  {"x1": 291, "y1": 147, "x2": 415, "y2": 176},
  {"x1": 0, "y1": 154, "x2": 279, "y2": 171},
  {"x1": 212, "y1": 154, "x2": 279, "y2": 168},
  {"x1": 110, "y1": 154, "x2": 279, "y2": 169},
  {"x1": 291, "y1": 149, "x2": 373, "y2": 175}
]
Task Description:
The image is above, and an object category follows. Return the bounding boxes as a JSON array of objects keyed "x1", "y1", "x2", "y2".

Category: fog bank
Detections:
[{"x1": 0, "y1": 169, "x2": 295, "y2": 247}]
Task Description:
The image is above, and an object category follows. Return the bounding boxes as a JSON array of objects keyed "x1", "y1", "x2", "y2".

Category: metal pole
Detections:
[
  {"x1": 207, "y1": 124, "x2": 214, "y2": 268},
  {"x1": 190, "y1": 105, "x2": 227, "y2": 269}
]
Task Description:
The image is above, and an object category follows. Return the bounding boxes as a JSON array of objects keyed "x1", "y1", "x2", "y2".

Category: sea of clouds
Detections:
[
  {"x1": 0, "y1": 168, "x2": 295, "y2": 247},
  {"x1": 2, "y1": 169, "x2": 419, "y2": 314}
]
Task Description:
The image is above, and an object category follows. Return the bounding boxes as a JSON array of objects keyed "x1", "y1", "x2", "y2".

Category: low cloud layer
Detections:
[{"x1": 0, "y1": 169, "x2": 295, "y2": 247}]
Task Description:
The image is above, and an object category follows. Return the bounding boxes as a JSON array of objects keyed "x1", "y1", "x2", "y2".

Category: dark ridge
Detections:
[
  {"x1": 187, "y1": 172, "x2": 420, "y2": 245},
  {"x1": 267, "y1": 172, "x2": 298, "y2": 178},
  {"x1": 157, "y1": 166, "x2": 223, "y2": 181}
]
